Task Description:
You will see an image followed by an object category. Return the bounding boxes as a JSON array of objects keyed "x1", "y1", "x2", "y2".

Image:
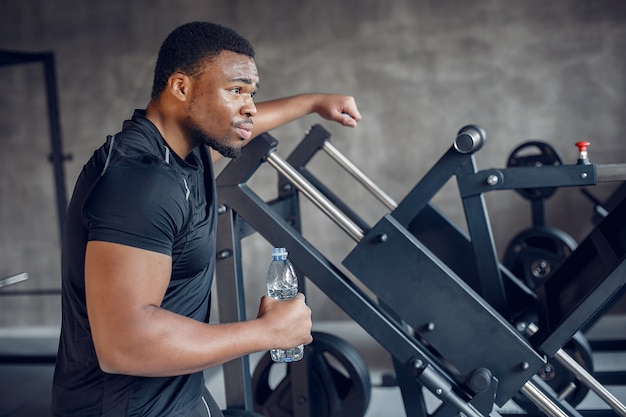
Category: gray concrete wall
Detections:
[{"x1": 1, "y1": 0, "x2": 625, "y2": 327}]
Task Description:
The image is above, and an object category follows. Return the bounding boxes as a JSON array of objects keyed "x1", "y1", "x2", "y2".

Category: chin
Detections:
[
  {"x1": 215, "y1": 144, "x2": 241, "y2": 159},
  {"x1": 226, "y1": 149, "x2": 241, "y2": 159},
  {"x1": 200, "y1": 136, "x2": 240, "y2": 159}
]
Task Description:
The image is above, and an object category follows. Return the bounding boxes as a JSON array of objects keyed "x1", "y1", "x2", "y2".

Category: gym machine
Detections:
[
  {"x1": 0, "y1": 50, "x2": 69, "y2": 242},
  {"x1": 0, "y1": 50, "x2": 66, "y2": 366},
  {"x1": 214, "y1": 124, "x2": 626, "y2": 417}
]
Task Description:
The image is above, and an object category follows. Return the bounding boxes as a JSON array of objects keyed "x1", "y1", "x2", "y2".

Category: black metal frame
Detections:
[
  {"x1": 0, "y1": 50, "x2": 67, "y2": 364},
  {"x1": 214, "y1": 125, "x2": 626, "y2": 416},
  {"x1": 0, "y1": 49, "x2": 69, "y2": 242}
]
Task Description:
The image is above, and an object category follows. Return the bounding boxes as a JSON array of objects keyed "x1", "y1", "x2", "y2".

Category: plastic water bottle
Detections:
[{"x1": 266, "y1": 247, "x2": 304, "y2": 362}]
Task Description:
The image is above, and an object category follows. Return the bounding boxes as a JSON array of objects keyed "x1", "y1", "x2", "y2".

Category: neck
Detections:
[{"x1": 145, "y1": 99, "x2": 193, "y2": 159}]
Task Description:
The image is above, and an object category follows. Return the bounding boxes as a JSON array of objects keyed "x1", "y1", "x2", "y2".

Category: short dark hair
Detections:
[{"x1": 150, "y1": 21, "x2": 255, "y2": 98}]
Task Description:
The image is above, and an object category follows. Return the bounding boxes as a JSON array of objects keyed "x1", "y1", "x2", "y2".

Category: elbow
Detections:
[
  {"x1": 97, "y1": 359, "x2": 119, "y2": 375},
  {"x1": 95, "y1": 347, "x2": 131, "y2": 375},
  {"x1": 93, "y1": 338, "x2": 144, "y2": 376},
  {"x1": 89, "y1": 310, "x2": 162, "y2": 376}
]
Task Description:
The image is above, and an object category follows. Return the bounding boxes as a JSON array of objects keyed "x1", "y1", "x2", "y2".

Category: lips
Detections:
[{"x1": 235, "y1": 123, "x2": 253, "y2": 141}]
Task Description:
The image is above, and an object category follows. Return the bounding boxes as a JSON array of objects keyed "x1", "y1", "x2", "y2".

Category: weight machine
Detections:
[
  {"x1": 214, "y1": 124, "x2": 626, "y2": 417},
  {"x1": 0, "y1": 50, "x2": 69, "y2": 242}
]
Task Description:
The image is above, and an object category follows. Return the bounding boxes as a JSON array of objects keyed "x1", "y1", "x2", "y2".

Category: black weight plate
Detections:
[
  {"x1": 251, "y1": 331, "x2": 371, "y2": 417},
  {"x1": 507, "y1": 141, "x2": 564, "y2": 200},
  {"x1": 503, "y1": 227, "x2": 577, "y2": 289}
]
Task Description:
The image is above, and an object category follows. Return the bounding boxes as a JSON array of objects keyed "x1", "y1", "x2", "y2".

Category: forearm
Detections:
[
  {"x1": 251, "y1": 94, "x2": 322, "y2": 137},
  {"x1": 96, "y1": 305, "x2": 270, "y2": 377},
  {"x1": 209, "y1": 93, "x2": 360, "y2": 163}
]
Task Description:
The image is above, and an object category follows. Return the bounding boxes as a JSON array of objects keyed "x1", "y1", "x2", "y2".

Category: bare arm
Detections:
[
  {"x1": 252, "y1": 93, "x2": 360, "y2": 134},
  {"x1": 211, "y1": 93, "x2": 361, "y2": 162},
  {"x1": 86, "y1": 241, "x2": 312, "y2": 377}
]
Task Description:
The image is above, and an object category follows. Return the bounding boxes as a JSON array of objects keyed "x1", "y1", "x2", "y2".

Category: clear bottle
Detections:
[{"x1": 266, "y1": 247, "x2": 304, "y2": 362}]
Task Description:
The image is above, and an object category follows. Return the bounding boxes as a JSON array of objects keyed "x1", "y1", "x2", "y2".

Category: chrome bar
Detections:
[
  {"x1": 266, "y1": 151, "x2": 365, "y2": 242},
  {"x1": 322, "y1": 141, "x2": 398, "y2": 211},
  {"x1": 0, "y1": 273, "x2": 28, "y2": 289},
  {"x1": 557, "y1": 382, "x2": 577, "y2": 401},
  {"x1": 554, "y1": 348, "x2": 626, "y2": 416},
  {"x1": 526, "y1": 322, "x2": 626, "y2": 416},
  {"x1": 520, "y1": 380, "x2": 571, "y2": 417}
]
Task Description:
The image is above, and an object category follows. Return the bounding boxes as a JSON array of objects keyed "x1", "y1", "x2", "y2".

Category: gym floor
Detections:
[{"x1": 1, "y1": 317, "x2": 625, "y2": 417}]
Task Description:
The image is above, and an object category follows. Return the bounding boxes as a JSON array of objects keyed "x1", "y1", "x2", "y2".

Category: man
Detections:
[{"x1": 51, "y1": 21, "x2": 361, "y2": 417}]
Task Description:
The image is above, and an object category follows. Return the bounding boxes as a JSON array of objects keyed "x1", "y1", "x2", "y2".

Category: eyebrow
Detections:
[{"x1": 231, "y1": 77, "x2": 260, "y2": 89}]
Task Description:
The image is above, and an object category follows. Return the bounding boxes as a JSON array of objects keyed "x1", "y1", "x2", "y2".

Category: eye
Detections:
[{"x1": 229, "y1": 85, "x2": 256, "y2": 100}]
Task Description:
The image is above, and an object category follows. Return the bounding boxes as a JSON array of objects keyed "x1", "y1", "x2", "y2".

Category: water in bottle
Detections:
[{"x1": 266, "y1": 247, "x2": 304, "y2": 362}]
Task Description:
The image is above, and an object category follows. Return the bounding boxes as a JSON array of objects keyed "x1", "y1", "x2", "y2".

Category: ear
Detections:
[{"x1": 167, "y1": 72, "x2": 191, "y2": 102}]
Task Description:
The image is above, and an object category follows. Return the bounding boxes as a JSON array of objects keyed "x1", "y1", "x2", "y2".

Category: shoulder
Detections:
[
  {"x1": 95, "y1": 157, "x2": 188, "y2": 210},
  {"x1": 83, "y1": 158, "x2": 191, "y2": 253},
  {"x1": 86, "y1": 157, "x2": 191, "y2": 236}
]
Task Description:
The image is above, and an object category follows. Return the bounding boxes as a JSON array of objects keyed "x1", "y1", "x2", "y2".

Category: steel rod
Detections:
[
  {"x1": 321, "y1": 141, "x2": 398, "y2": 210},
  {"x1": 527, "y1": 322, "x2": 626, "y2": 416},
  {"x1": 554, "y1": 348, "x2": 626, "y2": 417},
  {"x1": 266, "y1": 151, "x2": 365, "y2": 242},
  {"x1": 0, "y1": 273, "x2": 28, "y2": 289},
  {"x1": 520, "y1": 380, "x2": 571, "y2": 417}
]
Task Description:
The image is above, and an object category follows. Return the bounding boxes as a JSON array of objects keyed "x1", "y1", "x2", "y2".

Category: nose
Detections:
[{"x1": 241, "y1": 96, "x2": 257, "y2": 117}]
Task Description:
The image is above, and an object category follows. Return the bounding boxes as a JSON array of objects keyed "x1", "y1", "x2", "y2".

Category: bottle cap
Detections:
[{"x1": 272, "y1": 247, "x2": 287, "y2": 257}]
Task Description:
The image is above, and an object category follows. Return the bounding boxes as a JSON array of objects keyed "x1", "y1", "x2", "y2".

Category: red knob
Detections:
[{"x1": 576, "y1": 141, "x2": 590, "y2": 152}]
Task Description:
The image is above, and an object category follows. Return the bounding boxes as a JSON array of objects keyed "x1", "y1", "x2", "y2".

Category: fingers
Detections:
[
  {"x1": 257, "y1": 293, "x2": 312, "y2": 347},
  {"x1": 342, "y1": 96, "x2": 362, "y2": 121},
  {"x1": 337, "y1": 96, "x2": 361, "y2": 127},
  {"x1": 274, "y1": 292, "x2": 313, "y2": 347},
  {"x1": 314, "y1": 94, "x2": 361, "y2": 128},
  {"x1": 296, "y1": 294, "x2": 313, "y2": 346},
  {"x1": 341, "y1": 112, "x2": 359, "y2": 128}
]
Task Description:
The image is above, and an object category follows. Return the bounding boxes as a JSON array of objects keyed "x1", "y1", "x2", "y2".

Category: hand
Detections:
[
  {"x1": 312, "y1": 94, "x2": 362, "y2": 128},
  {"x1": 257, "y1": 293, "x2": 313, "y2": 349}
]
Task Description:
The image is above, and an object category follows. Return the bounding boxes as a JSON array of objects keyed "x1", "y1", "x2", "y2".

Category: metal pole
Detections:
[
  {"x1": 0, "y1": 273, "x2": 28, "y2": 289},
  {"x1": 321, "y1": 141, "x2": 398, "y2": 211},
  {"x1": 526, "y1": 322, "x2": 626, "y2": 416},
  {"x1": 266, "y1": 151, "x2": 365, "y2": 242},
  {"x1": 520, "y1": 380, "x2": 571, "y2": 417},
  {"x1": 43, "y1": 53, "x2": 69, "y2": 242},
  {"x1": 554, "y1": 348, "x2": 626, "y2": 417}
]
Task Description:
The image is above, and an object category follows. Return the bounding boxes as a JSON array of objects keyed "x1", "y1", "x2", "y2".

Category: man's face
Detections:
[{"x1": 185, "y1": 50, "x2": 259, "y2": 158}]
